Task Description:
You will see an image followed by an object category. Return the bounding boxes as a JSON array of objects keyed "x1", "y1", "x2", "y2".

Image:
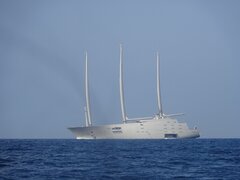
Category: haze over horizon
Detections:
[{"x1": 1, "y1": 0, "x2": 240, "y2": 138}]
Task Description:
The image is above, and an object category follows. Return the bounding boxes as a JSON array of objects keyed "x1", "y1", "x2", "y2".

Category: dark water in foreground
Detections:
[{"x1": 0, "y1": 139, "x2": 240, "y2": 179}]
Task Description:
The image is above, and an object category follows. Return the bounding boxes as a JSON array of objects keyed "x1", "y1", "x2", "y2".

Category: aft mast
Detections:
[
  {"x1": 157, "y1": 52, "x2": 164, "y2": 118},
  {"x1": 85, "y1": 52, "x2": 92, "y2": 126},
  {"x1": 119, "y1": 44, "x2": 127, "y2": 123}
]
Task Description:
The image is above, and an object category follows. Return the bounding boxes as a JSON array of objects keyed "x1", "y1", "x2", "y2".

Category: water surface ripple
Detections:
[{"x1": 0, "y1": 139, "x2": 240, "y2": 179}]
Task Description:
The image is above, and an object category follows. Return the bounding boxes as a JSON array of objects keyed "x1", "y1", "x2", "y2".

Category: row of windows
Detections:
[
  {"x1": 112, "y1": 127, "x2": 122, "y2": 130},
  {"x1": 112, "y1": 130, "x2": 122, "y2": 133}
]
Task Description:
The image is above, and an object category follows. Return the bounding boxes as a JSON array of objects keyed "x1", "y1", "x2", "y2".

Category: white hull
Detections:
[{"x1": 69, "y1": 117, "x2": 200, "y2": 139}]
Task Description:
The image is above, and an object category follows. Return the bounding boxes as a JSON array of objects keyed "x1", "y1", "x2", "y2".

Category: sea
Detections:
[{"x1": 0, "y1": 139, "x2": 240, "y2": 179}]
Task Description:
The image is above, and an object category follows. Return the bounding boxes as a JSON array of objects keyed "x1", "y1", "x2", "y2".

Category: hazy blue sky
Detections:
[{"x1": 0, "y1": 0, "x2": 240, "y2": 138}]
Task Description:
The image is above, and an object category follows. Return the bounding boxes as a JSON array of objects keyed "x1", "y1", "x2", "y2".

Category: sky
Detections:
[{"x1": 0, "y1": 0, "x2": 240, "y2": 138}]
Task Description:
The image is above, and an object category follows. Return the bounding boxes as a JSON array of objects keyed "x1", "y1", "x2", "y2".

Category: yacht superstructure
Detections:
[{"x1": 68, "y1": 45, "x2": 200, "y2": 139}]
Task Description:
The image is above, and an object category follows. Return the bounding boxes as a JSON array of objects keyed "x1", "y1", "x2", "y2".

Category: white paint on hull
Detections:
[{"x1": 68, "y1": 117, "x2": 200, "y2": 139}]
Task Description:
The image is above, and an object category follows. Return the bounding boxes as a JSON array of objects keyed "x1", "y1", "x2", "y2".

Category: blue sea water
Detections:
[{"x1": 0, "y1": 139, "x2": 240, "y2": 179}]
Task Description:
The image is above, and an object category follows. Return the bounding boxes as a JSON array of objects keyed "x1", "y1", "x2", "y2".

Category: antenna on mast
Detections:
[
  {"x1": 85, "y1": 51, "x2": 92, "y2": 126},
  {"x1": 119, "y1": 44, "x2": 127, "y2": 123},
  {"x1": 157, "y1": 52, "x2": 164, "y2": 118}
]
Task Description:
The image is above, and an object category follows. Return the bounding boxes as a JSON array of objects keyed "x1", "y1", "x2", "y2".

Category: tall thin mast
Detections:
[
  {"x1": 157, "y1": 52, "x2": 163, "y2": 117},
  {"x1": 119, "y1": 44, "x2": 126, "y2": 123},
  {"x1": 84, "y1": 106, "x2": 89, "y2": 127},
  {"x1": 85, "y1": 52, "x2": 92, "y2": 126}
]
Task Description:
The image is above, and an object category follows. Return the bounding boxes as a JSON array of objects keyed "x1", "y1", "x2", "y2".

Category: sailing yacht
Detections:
[{"x1": 68, "y1": 45, "x2": 200, "y2": 139}]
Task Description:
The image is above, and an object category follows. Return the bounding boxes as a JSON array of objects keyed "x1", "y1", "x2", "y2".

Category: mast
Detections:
[
  {"x1": 84, "y1": 106, "x2": 89, "y2": 127},
  {"x1": 119, "y1": 44, "x2": 126, "y2": 123},
  {"x1": 85, "y1": 52, "x2": 92, "y2": 126},
  {"x1": 157, "y1": 52, "x2": 163, "y2": 118}
]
